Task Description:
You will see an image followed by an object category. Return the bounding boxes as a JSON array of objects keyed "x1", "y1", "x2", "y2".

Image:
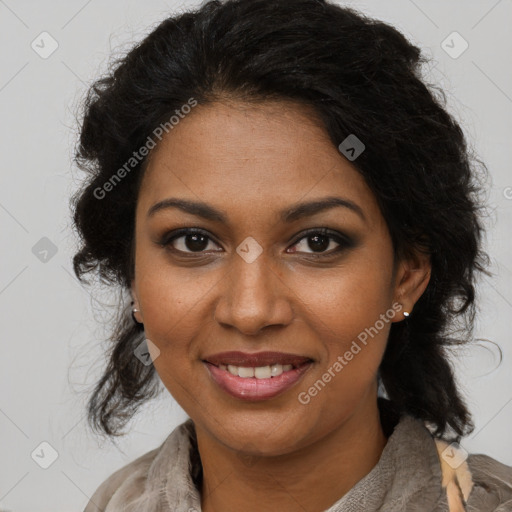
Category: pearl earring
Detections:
[
  {"x1": 403, "y1": 311, "x2": 410, "y2": 317},
  {"x1": 131, "y1": 307, "x2": 142, "y2": 325}
]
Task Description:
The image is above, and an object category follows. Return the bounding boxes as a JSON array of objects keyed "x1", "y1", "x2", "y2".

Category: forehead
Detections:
[{"x1": 137, "y1": 100, "x2": 381, "y2": 226}]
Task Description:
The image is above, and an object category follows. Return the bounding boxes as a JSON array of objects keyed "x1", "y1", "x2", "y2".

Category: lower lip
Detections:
[{"x1": 203, "y1": 361, "x2": 313, "y2": 401}]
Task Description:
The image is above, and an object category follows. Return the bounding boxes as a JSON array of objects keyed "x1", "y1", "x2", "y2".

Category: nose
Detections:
[{"x1": 213, "y1": 250, "x2": 294, "y2": 336}]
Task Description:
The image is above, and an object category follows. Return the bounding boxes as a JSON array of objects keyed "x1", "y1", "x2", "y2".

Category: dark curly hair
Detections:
[{"x1": 70, "y1": 0, "x2": 491, "y2": 440}]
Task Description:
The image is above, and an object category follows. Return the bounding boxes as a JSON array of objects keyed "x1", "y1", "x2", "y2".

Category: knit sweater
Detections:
[{"x1": 83, "y1": 399, "x2": 512, "y2": 511}]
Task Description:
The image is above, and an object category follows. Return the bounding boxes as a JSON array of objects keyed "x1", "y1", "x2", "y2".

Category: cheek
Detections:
[
  {"x1": 135, "y1": 249, "x2": 218, "y2": 342},
  {"x1": 136, "y1": 263, "x2": 208, "y2": 403},
  {"x1": 295, "y1": 273, "x2": 392, "y2": 423},
  {"x1": 297, "y1": 252, "x2": 394, "y2": 381},
  {"x1": 300, "y1": 257, "x2": 394, "y2": 336}
]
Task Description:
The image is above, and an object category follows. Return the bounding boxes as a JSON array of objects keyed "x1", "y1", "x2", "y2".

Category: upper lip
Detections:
[{"x1": 203, "y1": 351, "x2": 313, "y2": 368}]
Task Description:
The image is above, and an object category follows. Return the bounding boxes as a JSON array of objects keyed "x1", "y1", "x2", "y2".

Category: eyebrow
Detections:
[{"x1": 147, "y1": 196, "x2": 366, "y2": 223}]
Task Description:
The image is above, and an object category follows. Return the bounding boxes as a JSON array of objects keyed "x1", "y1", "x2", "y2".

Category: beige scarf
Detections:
[
  {"x1": 84, "y1": 401, "x2": 512, "y2": 512},
  {"x1": 435, "y1": 439, "x2": 474, "y2": 512}
]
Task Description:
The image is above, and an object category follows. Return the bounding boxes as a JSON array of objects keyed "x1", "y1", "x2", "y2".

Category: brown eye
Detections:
[
  {"x1": 288, "y1": 228, "x2": 353, "y2": 256},
  {"x1": 160, "y1": 228, "x2": 222, "y2": 254}
]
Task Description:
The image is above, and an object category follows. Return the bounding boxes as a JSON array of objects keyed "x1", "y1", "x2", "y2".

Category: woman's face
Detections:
[{"x1": 131, "y1": 99, "x2": 428, "y2": 455}]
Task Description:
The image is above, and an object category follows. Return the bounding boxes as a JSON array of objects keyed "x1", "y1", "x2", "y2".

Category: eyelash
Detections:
[{"x1": 158, "y1": 227, "x2": 353, "y2": 258}]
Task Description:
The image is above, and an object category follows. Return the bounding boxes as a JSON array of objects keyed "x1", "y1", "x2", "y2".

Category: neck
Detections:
[{"x1": 197, "y1": 395, "x2": 388, "y2": 512}]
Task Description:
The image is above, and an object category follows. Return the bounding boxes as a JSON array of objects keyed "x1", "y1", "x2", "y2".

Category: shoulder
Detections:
[
  {"x1": 465, "y1": 452, "x2": 512, "y2": 510},
  {"x1": 83, "y1": 446, "x2": 161, "y2": 512},
  {"x1": 82, "y1": 419, "x2": 196, "y2": 512},
  {"x1": 434, "y1": 438, "x2": 512, "y2": 511}
]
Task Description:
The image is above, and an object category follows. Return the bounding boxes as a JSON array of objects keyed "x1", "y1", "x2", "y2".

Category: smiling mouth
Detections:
[
  {"x1": 201, "y1": 350, "x2": 314, "y2": 397},
  {"x1": 203, "y1": 358, "x2": 314, "y2": 401},
  {"x1": 206, "y1": 361, "x2": 311, "y2": 379},
  {"x1": 203, "y1": 350, "x2": 313, "y2": 368}
]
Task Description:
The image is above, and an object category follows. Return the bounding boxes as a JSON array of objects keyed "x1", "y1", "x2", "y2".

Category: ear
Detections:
[
  {"x1": 392, "y1": 247, "x2": 431, "y2": 322},
  {"x1": 131, "y1": 279, "x2": 143, "y2": 324}
]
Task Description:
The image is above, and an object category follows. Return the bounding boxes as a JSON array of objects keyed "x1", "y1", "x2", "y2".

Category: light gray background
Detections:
[{"x1": 1, "y1": 1, "x2": 511, "y2": 510}]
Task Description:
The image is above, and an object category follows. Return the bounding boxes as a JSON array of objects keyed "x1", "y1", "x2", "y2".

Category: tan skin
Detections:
[{"x1": 131, "y1": 99, "x2": 431, "y2": 512}]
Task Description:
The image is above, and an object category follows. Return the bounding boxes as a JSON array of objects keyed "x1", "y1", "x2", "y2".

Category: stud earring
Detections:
[
  {"x1": 398, "y1": 302, "x2": 410, "y2": 318},
  {"x1": 131, "y1": 307, "x2": 141, "y2": 324}
]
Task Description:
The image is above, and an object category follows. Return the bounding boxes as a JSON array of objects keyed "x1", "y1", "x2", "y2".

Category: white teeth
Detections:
[
  {"x1": 255, "y1": 366, "x2": 272, "y2": 379},
  {"x1": 227, "y1": 364, "x2": 238, "y2": 376},
  {"x1": 271, "y1": 363, "x2": 283, "y2": 377},
  {"x1": 220, "y1": 363, "x2": 296, "y2": 378},
  {"x1": 238, "y1": 366, "x2": 255, "y2": 378}
]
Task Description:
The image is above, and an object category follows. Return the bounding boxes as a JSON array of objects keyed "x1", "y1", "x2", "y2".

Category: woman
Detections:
[{"x1": 72, "y1": 0, "x2": 512, "y2": 511}]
